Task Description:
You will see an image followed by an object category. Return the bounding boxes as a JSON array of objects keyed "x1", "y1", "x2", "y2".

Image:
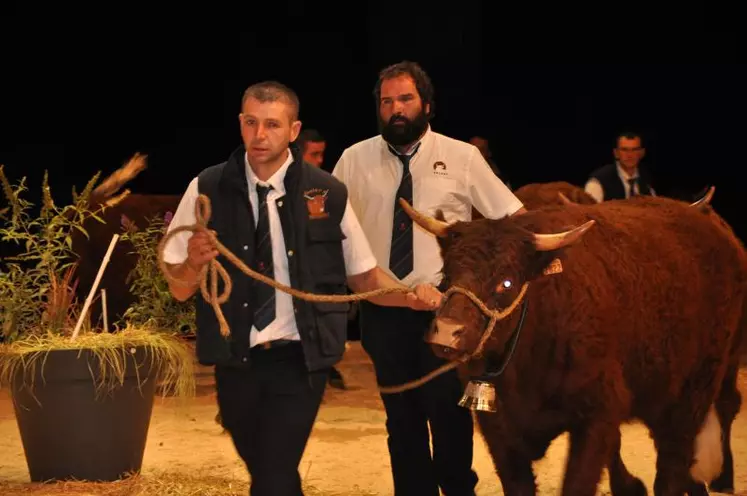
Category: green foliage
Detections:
[
  {"x1": 119, "y1": 213, "x2": 196, "y2": 336},
  {"x1": 0, "y1": 166, "x2": 106, "y2": 343}
]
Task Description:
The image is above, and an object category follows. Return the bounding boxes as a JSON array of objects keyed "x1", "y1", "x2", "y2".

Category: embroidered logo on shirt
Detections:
[
  {"x1": 304, "y1": 189, "x2": 330, "y2": 219},
  {"x1": 432, "y1": 161, "x2": 448, "y2": 177}
]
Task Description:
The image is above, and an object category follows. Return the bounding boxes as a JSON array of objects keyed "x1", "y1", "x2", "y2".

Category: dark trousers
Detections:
[
  {"x1": 359, "y1": 301, "x2": 478, "y2": 496},
  {"x1": 215, "y1": 343, "x2": 328, "y2": 496}
]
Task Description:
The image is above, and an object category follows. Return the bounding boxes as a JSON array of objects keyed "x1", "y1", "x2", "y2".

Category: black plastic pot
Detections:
[{"x1": 10, "y1": 345, "x2": 158, "y2": 482}]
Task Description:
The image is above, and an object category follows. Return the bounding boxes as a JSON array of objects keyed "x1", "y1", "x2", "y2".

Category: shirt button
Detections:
[
  {"x1": 287, "y1": 250, "x2": 294, "y2": 257},
  {"x1": 243, "y1": 302, "x2": 248, "y2": 308},
  {"x1": 278, "y1": 201, "x2": 283, "y2": 207},
  {"x1": 241, "y1": 357, "x2": 248, "y2": 363},
  {"x1": 243, "y1": 245, "x2": 249, "y2": 250}
]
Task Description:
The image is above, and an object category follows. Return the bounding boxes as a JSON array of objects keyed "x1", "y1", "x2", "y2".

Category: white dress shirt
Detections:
[
  {"x1": 584, "y1": 161, "x2": 656, "y2": 202},
  {"x1": 163, "y1": 149, "x2": 377, "y2": 347},
  {"x1": 332, "y1": 126, "x2": 523, "y2": 287}
]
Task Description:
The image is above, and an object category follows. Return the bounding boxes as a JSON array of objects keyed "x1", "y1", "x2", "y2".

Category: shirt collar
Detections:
[
  {"x1": 244, "y1": 148, "x2": 294, "y2": 195},
  {"x1": 615, "y1": 160, "x2": 639, "y2": 181}
]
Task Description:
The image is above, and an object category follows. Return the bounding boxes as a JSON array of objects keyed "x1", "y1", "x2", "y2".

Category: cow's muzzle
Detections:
[{"x1": 426, "y1": 317, "x2": 468, "y2": 359}]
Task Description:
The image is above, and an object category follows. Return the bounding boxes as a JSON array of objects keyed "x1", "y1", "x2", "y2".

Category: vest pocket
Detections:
[
  {"x1": 306, "y1": 221, "x2": 347, "y2": 285},
  {"x1": 313, "y1": 301, "x2": 349, "y2": 356}
]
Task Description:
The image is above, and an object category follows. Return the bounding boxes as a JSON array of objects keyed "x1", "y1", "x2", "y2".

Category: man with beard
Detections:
[{"x1": 332, "y1": 61, "x2": 525, "y2": 496}]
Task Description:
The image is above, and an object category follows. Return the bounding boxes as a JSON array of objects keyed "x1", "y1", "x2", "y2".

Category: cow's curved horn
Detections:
[
  {"x1": 398, "y1": 198, "x2": 450, "y2": 238},
  {"x1": 690, "y1": 186, "x2": 715, "y2": 208},
  {"x1": 532, "y1": 219, "x2": 596, "y2": 252},
  {"x1": 557, "y1": 192, "x2": 574, "y2": 205}
]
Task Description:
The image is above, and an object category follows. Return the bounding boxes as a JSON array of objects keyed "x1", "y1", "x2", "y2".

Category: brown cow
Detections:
[
  {"x1": 513, "y1": 181, "x2": 597, "y2": 209},
  {"x1": 72, "y1": 193, "x2": 181, "y2": 326},
  {"x1": 401, "y1": 195, "x2": 747, "y2": 495}
]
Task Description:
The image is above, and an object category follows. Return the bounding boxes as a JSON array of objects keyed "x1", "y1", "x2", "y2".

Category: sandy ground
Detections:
[{"x1": 2, "y1": 342, "x2": 747, "y2": 495}]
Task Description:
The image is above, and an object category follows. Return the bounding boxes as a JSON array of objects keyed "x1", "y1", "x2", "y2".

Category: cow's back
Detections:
[
  {"x1": 514, "y1": 181, "x2": 597, "y2": 209},
  {"x1": 507, "y1": 196, "x2": 747, "y2": 421}
]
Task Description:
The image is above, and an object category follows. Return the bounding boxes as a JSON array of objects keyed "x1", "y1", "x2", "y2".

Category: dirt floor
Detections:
[{"x1": 2, "y1": 342, "x2": 747, "y2": 495}]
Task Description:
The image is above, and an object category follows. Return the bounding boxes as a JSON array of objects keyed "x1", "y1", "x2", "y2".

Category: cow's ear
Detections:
[{"x1": 526, "y1": 250, "x2": 565, "y2": 280}]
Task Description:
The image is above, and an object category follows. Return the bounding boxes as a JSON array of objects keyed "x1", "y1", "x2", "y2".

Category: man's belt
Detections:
[{"x1": 255, "y1": 339, "x2": 297, "y2": 350}]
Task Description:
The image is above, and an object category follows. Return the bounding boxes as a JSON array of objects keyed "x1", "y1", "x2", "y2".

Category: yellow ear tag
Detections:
[{"x1": 543, "y1": 258, "x2": 563, "y2": 276}]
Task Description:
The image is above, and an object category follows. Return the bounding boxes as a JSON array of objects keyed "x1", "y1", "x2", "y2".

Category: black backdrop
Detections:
[{"x1": 1, "y1": 3, "x2": 744, "y2": 241}]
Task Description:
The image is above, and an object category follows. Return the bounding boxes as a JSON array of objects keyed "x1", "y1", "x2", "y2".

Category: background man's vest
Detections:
[{"x1": 589, "y1": 163, "x2": 653, "y2": 201}]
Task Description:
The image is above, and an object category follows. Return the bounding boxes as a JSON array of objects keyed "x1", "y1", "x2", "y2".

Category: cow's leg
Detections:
[
  {"x1": 477, "y1": 416, "x2": 536, "y2": 495},
  {"x1": 561, "y1": 420, "x2": 617, "y2": 496},
  {"x1": 652, "y1": 402, "x2": 723, "y2": 496},
  {"x1": 608, "y1": 428, "x2": 647, "y2": 496},
  {"x1": 709, "y1": 362, "x2": 741, "y2": 494}
]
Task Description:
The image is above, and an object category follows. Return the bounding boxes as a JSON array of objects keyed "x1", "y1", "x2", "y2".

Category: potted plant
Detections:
[
  {"x1": 0, "y1": 160, "x2": 195, "y2": 483},
  {"x1": 119, "y1": 210, "x2": 196, "y2": 339}
]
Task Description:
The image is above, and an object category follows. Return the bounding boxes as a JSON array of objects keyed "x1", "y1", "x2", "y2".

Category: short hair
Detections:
[
  {"x1": 297, "y1": 129, "x2": 325, "y2": 150},
  {"x1": 616, "y1": 131, "x2": 644, "y2": 147},
  {"x1": 373, "y1": 60, "x2": 436, "y2": 119},
  {"x1": 241, "y1": 80, "x2": 300, "y2": 121}
]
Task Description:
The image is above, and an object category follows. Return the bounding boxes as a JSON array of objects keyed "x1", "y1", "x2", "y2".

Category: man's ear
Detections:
[{"x1": 290, "y1": 120, "x2": 302, "y2": 142}]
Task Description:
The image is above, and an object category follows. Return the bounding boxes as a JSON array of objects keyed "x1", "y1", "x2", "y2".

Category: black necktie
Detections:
[
  {"x1": 389, "y1": 143, "x2": 420, "y2": 280},
  {"x1": 253, "y1": 184, "x2": 275, "y2": 331},
  {"x1": 627, "y1": 178, "x2": 638, "y2": 197}
]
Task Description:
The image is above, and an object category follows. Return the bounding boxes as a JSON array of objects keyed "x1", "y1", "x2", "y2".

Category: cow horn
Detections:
[
  {"x1": 398, "y1": 198, "x2": 450, "y2": 238},
  {"x1": 532, "y1": 219, "x2": 596, "y2": 252},
  {"x1": 690, "y1": 186, "x2": 715, "y2": 208},
  {"x1": 557, "y1": 192, "x2": 574, "y2": 205}
]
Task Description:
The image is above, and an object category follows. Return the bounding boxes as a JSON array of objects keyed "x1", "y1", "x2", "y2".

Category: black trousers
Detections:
[
  {"x1": 359, "y1": 301, "x2": 478, "y2": 496},
  {"x1": 214, "y1": 343, "x2": 328, "y2": 496}
]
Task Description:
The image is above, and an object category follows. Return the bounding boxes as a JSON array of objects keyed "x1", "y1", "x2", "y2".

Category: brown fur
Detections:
[
  {"x1": 513, "y1": 181, "x2": 597, "y2": 209},
  {"x1": 71, "y1": 194, "x2": 181, "y2": 326},
  {"x1": 430, "y1": 196, "x2": 747, "y2": 495}
]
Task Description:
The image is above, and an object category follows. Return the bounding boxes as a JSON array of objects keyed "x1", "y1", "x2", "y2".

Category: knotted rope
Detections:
[
  {"x1": 158, "y1": 194, "x2": 415, "y2": 337},
  {"x1": 157, "y1": 193, "x2": 530, "y2": 394}
]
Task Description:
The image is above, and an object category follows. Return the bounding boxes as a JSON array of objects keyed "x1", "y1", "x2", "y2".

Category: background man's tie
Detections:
[{"x1": 627, "y1": 177, "x2": 638, "y2": 197}]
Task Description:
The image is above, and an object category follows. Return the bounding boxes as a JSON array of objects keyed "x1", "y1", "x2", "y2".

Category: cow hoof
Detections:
[
  {"x1": 614, "y1": 477, "x2": 647, "y2": 496},
  {"x1": 709, "y1": 474, "x2": 734, "y2": 494}
]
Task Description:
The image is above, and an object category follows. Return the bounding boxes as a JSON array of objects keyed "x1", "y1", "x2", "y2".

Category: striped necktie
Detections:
[
  {"x1": 388, "y1": 143, "x2": 420, "y2": 280},
  {"x1": 252, "y1": 183, "x2": 275, "y2": 331}
]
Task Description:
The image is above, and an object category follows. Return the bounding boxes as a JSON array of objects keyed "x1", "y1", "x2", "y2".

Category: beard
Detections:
[{"x1": 379, "y1": 109, "x2": 429, "y2": 147}]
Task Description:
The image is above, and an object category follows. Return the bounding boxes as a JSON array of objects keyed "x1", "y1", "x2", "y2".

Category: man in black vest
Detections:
[
  {"x1": 584, "y1": 131, "x2": 656, "y2": 202},
  {"x1": 161, "y1": 80, "x2": 443, "y2": 496}
]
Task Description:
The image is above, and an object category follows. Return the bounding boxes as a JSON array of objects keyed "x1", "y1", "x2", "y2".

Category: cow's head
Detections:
[{"x1": 400, "y1": 199, "x2": 594, "y2": 362}]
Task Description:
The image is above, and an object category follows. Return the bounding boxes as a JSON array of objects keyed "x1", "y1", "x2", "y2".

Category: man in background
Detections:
[
  {"x1": 585, "y1": 131, "x2": 656, "y2": 202},
  {"x1": 296, "y1": 128, "x2": 326, "y2": 168},
  {"x1": 469, "y1": 135, "x2": 511, "y2": 189}
]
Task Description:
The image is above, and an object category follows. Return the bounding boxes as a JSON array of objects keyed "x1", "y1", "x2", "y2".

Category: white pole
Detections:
[
  {"x1": 71, "y1": 234, "x2": 119, "y2": 340},
  {"x1": 101, "y1": 288, "x2": 108, "y2": 333}
]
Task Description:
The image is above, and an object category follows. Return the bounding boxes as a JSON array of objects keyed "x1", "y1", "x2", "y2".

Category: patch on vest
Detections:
[
  {"x1": 543, "y1": 258, "x2": 563, "y2": 276},
  {"x1": 304, "y1": 188, "x2": 330, "y2": 219}
]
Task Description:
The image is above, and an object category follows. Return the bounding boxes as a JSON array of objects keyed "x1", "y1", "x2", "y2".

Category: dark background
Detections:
[{"x1": 1, "y1": 4, "x2": 745, "y2": 241}]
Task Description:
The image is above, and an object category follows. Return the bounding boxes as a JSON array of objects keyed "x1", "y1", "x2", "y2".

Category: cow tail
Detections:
[{"x1": 690, "y1": 403, "x2": 724, "y2": 483}]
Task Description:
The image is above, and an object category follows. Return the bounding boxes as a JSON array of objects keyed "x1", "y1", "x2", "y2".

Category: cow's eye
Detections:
[{"x1": 495, "y1": 279, "x2": 513, "y2": 293}]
